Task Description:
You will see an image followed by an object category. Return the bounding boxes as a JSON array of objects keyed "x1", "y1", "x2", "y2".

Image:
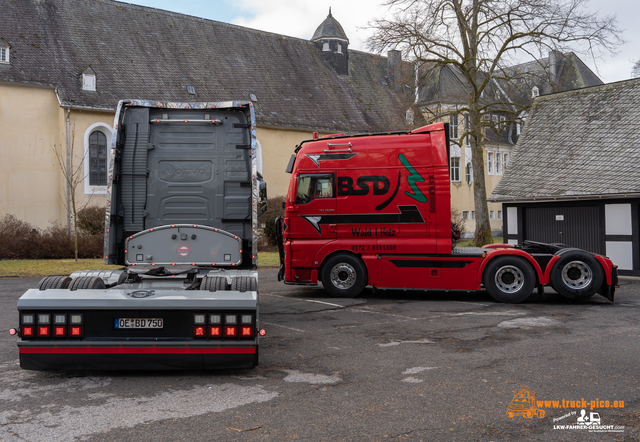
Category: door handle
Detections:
[{"x1": 329, "y1": 224, "x2": 337, "y2": 232}]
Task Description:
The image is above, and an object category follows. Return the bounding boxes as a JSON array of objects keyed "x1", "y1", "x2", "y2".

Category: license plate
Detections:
[{"x1": 115, "y1": 318, "x2": 163, "y2": 329}]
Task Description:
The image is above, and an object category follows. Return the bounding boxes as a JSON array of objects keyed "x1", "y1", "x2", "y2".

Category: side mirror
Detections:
[{"x1": 258, "y1": 179, "x2": 268, "y2": 218}]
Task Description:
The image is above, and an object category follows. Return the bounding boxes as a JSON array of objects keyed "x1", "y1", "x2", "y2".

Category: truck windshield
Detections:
[{"x1": 296, "y1": 174, "x2": 335, "y2": 204}]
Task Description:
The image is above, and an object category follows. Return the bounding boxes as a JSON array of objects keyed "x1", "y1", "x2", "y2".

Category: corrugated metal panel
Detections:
[
  {"x1": 524, "y1": 205, "x2": 601, "y2": 253},
  {"x1": 121, "y1": 108, "x2": 150, "y2": 232}
]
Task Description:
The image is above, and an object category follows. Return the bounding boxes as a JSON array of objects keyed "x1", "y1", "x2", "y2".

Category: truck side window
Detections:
[{"x1": 296, "y1": 174, "x2": 335, "y2": 204}]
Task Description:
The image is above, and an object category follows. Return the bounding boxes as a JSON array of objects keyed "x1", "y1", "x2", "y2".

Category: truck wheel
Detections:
[
  {"x1": 38, "y1": 276, "x2": 72, "y2": 290},
  {"x1": 549, "y1": 251, "x2": 603, "y2": 300},
  {"x1": 321, "y1": 254, "x2": 367, "y2": 298},
  {"x1": 69, "y1": 276, "x2": 106, "y2": 291},
  {"x1": 231, "y1": 276, "x2": 257, "y2": 292},
  {"x1": 483, "y1": 256, "x2": 535, "y2": 303},
  {"x1": 201, "y1": 276, "x2": 228, "y2": 291}
]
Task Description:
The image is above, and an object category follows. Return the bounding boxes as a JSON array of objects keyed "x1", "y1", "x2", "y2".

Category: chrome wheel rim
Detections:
[
  {"x1": 495, "y1": 265, "x2": 525, "y2": 293},
  {"x1": 561, "y1": 261, "x2": 592, "y2": 289},
  {"x1": 330, "y1": 263, "x2": 356, "y2": 290}
]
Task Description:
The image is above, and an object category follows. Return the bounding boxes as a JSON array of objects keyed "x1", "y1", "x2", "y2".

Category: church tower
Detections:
[{"x1": 311, "y1": 8, "x2": 349, "y2": 75}]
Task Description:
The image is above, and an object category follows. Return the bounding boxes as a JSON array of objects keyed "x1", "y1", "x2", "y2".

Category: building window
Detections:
[
  {"x1": 462, "y1": 210, "x2": 469, "y2": 221},
  {"x1": 464, "y1": 114, "x2": 470, "y2": 146},
  {"x1": 450, "y1": 114, "x2": 459, "y2": 139},
  {"x1": 503, "y1": 153, "x2": 509, "y2": 169},
  {"x1": 516, "y1": 123, "x2": 521, "y2": 135},
  {"x1": 450, "y1": 157, "x2": 461, "y2": 182},
  {"x1": 322, "y1": 42, "x2": 330, "y2": 51},
  {"x1": 0, "y1": 47, "x2": 9, "y2": 63},
  {"x1": 405, "y1": 108, "x2": 414, "y2": 125},
  {"x1": 497, "y1": 152, "x2": 503, "y2": 175},
  {"x1": 471, "y1": 211, "x2": 476, "y2": 220},
  {"x1": 531, "y1": 86, "x2": 539, "y2": 98},
  {"x1": 89, "y1": 131, "x2": 108, "y2": 186},
  {"x1": 83, "y1": 73, "x2": 96, "y2": 91},
  {"x1": 336, "y1": 43, "x2": 342, "y2": 54},
  {"x1": 498, "y1": 210, "x2": 503, "y2": 220},
  {"x1": 490, "y1": 210, "x2": 495, "y2": 220},
  {"x1": 465, "y1": 163, "x2": 473, "y2": 185},
  {"x1": 84, "y1": 123, "x2": 113, "y2": 194},
  {"x1": 487, "y1": 152, "x2": 494, "y2": 175}
]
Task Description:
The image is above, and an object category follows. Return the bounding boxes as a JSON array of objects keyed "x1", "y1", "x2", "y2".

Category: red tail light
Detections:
[
  {"x1": 37, "y1": 326, "x2": 50, "y2": 337},
  {"x1": 70, "y1": 326, "x2": 83, "y2": 338},
  {"x1": 224, "y1": 326, "x2": 237, "y2": 337},
  {"x1": 22, "y1": 326, "x2": 34, "y2": 338},
  {"x1": 54, "y1": 326, "x2": 66, "y2": 337},
  {"x1": 193, "y1": 326, "x2": 205, "y2": 338},
  {"x1": 241, "y1": 327, "x2": 253, "y2": 337},
  {"x1": 209, "y1": 326, "x2": 221, "y2": 337}
]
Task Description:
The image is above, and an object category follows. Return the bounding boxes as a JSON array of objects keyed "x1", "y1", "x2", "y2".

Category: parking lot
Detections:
[{"x1": 0, "y1": 269, "x2": 638, "y2": 441}]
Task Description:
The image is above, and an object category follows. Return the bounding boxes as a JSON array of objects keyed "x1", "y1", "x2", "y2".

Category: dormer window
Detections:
[
  {"x1": 82, "y1": 73, "x2": 96, "y2": 91},
  {"x1": 531, "y1": 86, "x2": 539, "y2": 98},
  {"x1": 322, "y1": 42, "x2": 330, "y2": 51},
  {"x1": 336, "y1": 43, "x2": 342, "y2": 54},
  {"x1": 0, "y1": 46, "x2": 9, "y2": 64}
]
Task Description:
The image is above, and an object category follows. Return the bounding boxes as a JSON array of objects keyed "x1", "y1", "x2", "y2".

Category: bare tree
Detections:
[
  {"x1": 52, "y1": 120, "x2": 91, "y2": 262},
  {"x1": 367, "y1": 0, "x2": 622, "y2": 245}
]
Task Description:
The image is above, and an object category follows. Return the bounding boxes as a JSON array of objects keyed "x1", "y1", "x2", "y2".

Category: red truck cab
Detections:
[{"x1": 276, "y1": 123, "x2": 617, "y2": 303}]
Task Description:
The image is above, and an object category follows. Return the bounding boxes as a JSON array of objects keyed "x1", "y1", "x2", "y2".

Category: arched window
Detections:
[{"x1": 89, "y1": 130, "x2": 107, "y2": 186}]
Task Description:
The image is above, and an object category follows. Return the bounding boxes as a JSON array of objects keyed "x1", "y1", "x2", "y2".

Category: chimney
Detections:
[{"x1": 387, "y1": 50, "x2": 402, "y2": 90}]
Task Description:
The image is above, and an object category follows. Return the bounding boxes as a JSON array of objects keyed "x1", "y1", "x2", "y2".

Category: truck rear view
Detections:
[{"x1": 14, "y1": 99, "x2": 265, "y2": 370}]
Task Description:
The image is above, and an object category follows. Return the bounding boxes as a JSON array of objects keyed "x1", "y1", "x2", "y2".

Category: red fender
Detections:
[
  {"x1": 477, "y1": 248, "x2": 544, "y2": 285},
  {"x1": 542, "y1": 255, "x2": 561, "y2": 285}
]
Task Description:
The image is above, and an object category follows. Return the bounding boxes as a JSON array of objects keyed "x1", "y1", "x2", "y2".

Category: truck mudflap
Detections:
[
  {"x1": 16, "y1": 288, "x2": 259, "y2": 370},
  {"x1": 275, "y1": 216, "x2": 285, "y2": 281},
  {"x1": 598, "y1": 265, "x2": 618, "y2": 302}
]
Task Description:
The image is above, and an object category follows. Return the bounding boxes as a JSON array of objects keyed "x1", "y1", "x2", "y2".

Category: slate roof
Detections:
[
  {"x1": 490, "y1": 78, "x2": 640, "y2": 202},
  {"x1": 0, "y1": 0, "x2": 407, "y2": 133}
]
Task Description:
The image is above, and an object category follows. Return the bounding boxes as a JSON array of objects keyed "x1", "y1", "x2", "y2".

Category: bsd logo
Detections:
[{"x1": 337, "y1": 176, "x2": 390, "y2": 196}]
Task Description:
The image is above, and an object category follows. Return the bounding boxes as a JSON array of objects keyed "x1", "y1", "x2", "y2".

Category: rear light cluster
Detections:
[
  {"x1": 20, "y1": 312, "x2": 83, "y2": 339},
  {"x1": 192, "y1": 313, "x2": 254, "y2": 340}
]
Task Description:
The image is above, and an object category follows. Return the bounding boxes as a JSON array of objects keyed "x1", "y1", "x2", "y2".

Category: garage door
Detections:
[{"x1": 523, "y1": 205, "x2": 601, "y2": 254}]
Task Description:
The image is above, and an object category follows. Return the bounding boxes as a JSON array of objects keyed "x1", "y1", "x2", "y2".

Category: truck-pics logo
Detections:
[{"x1": 507, "y1": 386, "x2": 546, "y2": 418}]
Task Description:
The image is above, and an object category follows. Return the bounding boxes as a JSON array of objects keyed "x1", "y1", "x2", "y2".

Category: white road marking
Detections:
[
  {"x1": 282, "y1": 370, "x2": 341, "y2": 385},
  {"x1": 377, "y1": 339, "x2": 434, "y2": 347},
  {"x1": 401, "y1": 377, "x2": 424, "y2": 383},
  {"x1": 260, "y1": 321, "x2": 305, "y2": 333},
  {"x1": 441, "y1": 310, "x2": 527, "y2": 317},
  {"x1": 0, "y1": 381, "x2": 278, "y2": 442},
  {"x1": 261, "y1": 293, "x2": 345, "y2": 308},
  {"x1": 497, "y1": 317, "x2": 560, "y2": 329},
  {"x1": 402, "y1": 367, "x2": 437, "y2": 375},
  {"x1": 453, "y1": 301, "x2": 492, "y2": 306}
]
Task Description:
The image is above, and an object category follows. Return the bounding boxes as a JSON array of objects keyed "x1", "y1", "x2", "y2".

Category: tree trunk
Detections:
[{"x1": 469, "y1": 109, "x2": 493, "y2": 246}]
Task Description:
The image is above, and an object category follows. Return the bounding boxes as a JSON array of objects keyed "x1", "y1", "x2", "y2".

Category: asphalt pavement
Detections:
[{"x1": 0, "y1": 270, "x2": 638, "y2": 441}]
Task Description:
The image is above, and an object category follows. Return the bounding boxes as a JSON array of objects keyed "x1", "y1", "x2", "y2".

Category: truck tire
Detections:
[
  {"x1": 549, "y1": 251, "x2": 603, "y2": 300},
  {"x1": 321, "y1": 254, "x2": 367, "y2": 298},
  {"x1": 483, "y1": 256, "x2": 535, "y2": 303},
  {"x1": 231, "y1": 276, "x2": 257, "y2": 292},
  {"x1": 201, "y1": 276, "x2": 228, "y2": 291},
  {"x1": 68, "y1": 276, "x2": 106, "y2": 291},
  {"x1": 38, "y1": 276, "x2": 72, "y2": 290}
]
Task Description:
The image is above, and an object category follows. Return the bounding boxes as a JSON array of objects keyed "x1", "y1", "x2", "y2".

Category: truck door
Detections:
[{"x1": 287, "y1": 173, "x2": 337, "y2": 267}]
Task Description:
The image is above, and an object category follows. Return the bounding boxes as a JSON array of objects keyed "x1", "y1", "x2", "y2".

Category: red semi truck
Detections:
[{"x1": 275, "y1": 122, "x2": 617, "y2": 303}]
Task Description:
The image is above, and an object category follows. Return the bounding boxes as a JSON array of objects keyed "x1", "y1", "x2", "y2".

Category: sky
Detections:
[{"x1": 124, "y1": 0, "x2": 638, "y2": 84}]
